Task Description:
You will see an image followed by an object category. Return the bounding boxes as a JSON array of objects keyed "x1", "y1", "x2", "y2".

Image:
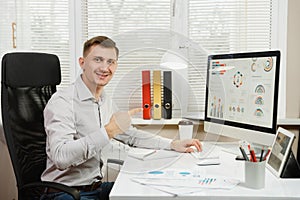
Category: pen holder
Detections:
[{"x1": 244, "y1": 160, "x2": 266, "y2": 189}]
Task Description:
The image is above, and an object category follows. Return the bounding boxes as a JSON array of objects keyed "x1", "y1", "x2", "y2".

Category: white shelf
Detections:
[
  {"x1": 132, "y1": 118, "x2": 300, "y2": 126},
  {"x1": 131, "y1": 118, "x2": 202, "y2": 125},
  {"x1": 277, "y1": 118, "x2": 300, "y2": 126}
]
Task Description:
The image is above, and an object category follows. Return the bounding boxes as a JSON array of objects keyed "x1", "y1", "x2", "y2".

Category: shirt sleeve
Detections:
[
  {"x1": 114, "y1": 126, "x2": 172, "y2": 150},
  {"x1": 44, "y1": 94, "x2": 110, "y2": 170},
  {"x1": 110, "y1": 101, "x2": 172, "y2": 150}
]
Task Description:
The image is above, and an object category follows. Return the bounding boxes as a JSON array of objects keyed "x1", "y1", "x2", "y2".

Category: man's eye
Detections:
[
  {"x1": 108, "y1": 60, "x2": 117, "y2": 65},
  {"x1": 94, "y1": 58, "x2": 100, "y2": 62}
]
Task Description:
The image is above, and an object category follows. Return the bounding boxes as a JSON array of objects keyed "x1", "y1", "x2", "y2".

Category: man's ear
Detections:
[{"x1": 79, "y1": 57, "x2": 84, "y2": 67}]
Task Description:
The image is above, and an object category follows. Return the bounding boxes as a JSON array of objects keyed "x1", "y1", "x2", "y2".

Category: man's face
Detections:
[{"x1": 79, "y1": 45, "x2": 118, "y2": 89}]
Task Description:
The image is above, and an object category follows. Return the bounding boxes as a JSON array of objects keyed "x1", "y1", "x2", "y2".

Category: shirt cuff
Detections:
[{"x1": 158, "y1": 137, "x2": 173, "y2": 150}]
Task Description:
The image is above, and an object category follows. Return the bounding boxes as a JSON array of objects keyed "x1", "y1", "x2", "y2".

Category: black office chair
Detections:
[{"x1": 1, "y1": 52, "x2": 80, "y2": 200}]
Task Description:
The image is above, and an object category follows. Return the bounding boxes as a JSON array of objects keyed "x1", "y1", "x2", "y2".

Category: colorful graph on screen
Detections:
[
  {"x1": 264, "y1": 57, "x2": 273, "y2": 72},
  {"x1": 255, "y1": 96, "x2": 264, "y2": 105},
  {"x1": 255, "y1": 84, "x2": 265, "y2": 94},
  {"x1": 254, "y1": 108, "x2": 264, "y2": 117}
]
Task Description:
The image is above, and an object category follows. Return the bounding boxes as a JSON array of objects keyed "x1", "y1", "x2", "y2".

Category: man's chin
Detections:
[
  {"x1": 95, "y1": 75, "x2": 112, "y2": 86},
  {"x1": 96, "y1": 79, "x2": 109, "y2": 86},
  {"x1": 96, "y1": 82, "x2": 108, "y2": 86}
]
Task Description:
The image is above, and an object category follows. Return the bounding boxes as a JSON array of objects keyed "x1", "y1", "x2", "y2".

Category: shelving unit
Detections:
[
  {"x1": 131, "y1": 118, "x2": 202, "y2": 125},
  {"x1": 131, "y1": 118, "x2": 300, "y2": 126},
  {"x1": 278, "y1": 118, "x2": 300, "y2": 126}
]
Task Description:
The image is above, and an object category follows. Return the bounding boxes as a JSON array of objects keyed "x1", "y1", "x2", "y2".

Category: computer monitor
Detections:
[{"x1": 204, "y1": 50, "x2": 280, "y2": 146}]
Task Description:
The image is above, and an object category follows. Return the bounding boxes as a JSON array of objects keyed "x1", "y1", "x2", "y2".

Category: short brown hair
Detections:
[{"x1": 83, "y1": 36, "x2": 119, "y2": 58}]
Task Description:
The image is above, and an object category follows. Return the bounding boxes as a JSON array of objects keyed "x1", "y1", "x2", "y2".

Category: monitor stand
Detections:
[{"x1": 281, "y1": 150, "x2": 300, "y2": 178}]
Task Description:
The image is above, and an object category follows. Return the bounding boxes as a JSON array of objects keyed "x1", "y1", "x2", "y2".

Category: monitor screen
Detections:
[{"x1": 204, "y1": 50, "x2": 280, "y2": 146}]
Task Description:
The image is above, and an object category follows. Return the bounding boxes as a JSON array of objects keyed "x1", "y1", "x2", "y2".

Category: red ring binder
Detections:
[{"x1": 142, "y1": 70, "x2": 151, "y2": 119}]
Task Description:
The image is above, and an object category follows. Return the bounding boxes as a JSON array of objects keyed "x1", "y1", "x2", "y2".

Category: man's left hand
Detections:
[{"x1": 170, "y1": 139, "x2": 202, "y2": 153}]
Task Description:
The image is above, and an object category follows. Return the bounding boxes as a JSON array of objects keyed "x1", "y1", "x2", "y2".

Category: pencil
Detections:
[
  {"x1": 263, "y1": 147, "x2": 271, "y2": 161},
  {"x1": 259, "y1": 147, "x2": 264, "y2": 162},
  {"x1": 239, "y1": 146, "x2": 249, "y2": 161},
  {"x1": 248, "y1": 144, "x2": 252, "y2": 161},
  {"x1": 250, "y1": 149, "x2": 257, "y2": 162}
]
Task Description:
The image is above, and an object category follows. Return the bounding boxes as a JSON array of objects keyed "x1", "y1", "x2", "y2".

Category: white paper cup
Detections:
[
  {"x1": 245, "y1": 160, "x2": 266, "y2": 189},
  {"x1": 178, "y1": 120, "x2": 193, "y2": 140}
]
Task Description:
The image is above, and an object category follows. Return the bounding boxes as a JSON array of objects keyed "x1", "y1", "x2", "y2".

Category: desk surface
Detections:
[{"x1": 109, "y1": 143, "x2": 300, "y2": 200}]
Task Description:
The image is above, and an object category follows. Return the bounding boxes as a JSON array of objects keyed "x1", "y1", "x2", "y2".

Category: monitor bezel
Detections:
[{"x1": 204, "y1": 50, "x2": 281, "y2": 137}]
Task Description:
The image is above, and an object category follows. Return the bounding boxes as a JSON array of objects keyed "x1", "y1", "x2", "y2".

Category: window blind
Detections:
[
  {"x1": 1, "y1": 0, "x2": 275, "y2": 119},
  {"x1": 25, "y1": 0, "x2": 70, "y2": 88},
  {"x1": 0, "y1": 1, "x2": 16, "y2": 55},
  {"x1": 80, "y1": 0, "x2": 274, "y2": 119},
  {"x1": 188, "y1": 0, "x2": 273, "y2": 114},
  {"x1": 80, "y1": 0, "x2": 173, "y2": 116},
  {"x1": 0, "y1": 0, "x2": 71, "y2": 88},
  {"x1": 0, "y1": 0, "x2": 282, "y2": 121}
]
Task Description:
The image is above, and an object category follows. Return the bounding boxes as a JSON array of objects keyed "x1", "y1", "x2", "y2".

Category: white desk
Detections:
[{"x1": 109, "y1": 144, "x2": 300, "y2": 200}]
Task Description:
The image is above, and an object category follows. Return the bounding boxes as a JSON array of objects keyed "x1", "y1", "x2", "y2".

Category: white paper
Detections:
[
  {"x1": 196, "y1": 158, "x2": 221, "y2": 166},
  {"x1": 128, "y1": 148, "x2": 180, "y2": 161},
  {"x1": 128, "y1": 148, "x2": 157, "y2": 160},
  {"x1": 131, "y1": 169, "x2": 240, "y2": 194},
  {"x1": 132, "y1": 176, "x2": 239, "y2": 189}
]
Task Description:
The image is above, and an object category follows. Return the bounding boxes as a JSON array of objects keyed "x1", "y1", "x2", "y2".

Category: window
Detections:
[
  {"x1": 188, "y1": 0, "x2": 277, "y2": 116},
  {"x1": 0, "y1": 1, "x2": 16, "y2": 53},
  {"x1": 78, "y1": 0, "x2": 175, "y2": 115},
  {"x1": 77, "y1": 0, "x2": 282, "y2": 119},
  {"x1": 0, "y1": 0, "x2": 70, "y2": 88},
  {"x1": 0, "y1": 0, "x2": 286, "y2": 120}
]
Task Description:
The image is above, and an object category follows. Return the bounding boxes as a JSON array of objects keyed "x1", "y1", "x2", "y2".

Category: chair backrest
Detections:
[{"x1": 1, "y1": 52, "x2": 61, "y2": 193}]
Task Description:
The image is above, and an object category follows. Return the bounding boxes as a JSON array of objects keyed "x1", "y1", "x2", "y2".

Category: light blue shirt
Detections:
[{"x1": 41, "y1": 75, "x2": 172, "y2": 186}]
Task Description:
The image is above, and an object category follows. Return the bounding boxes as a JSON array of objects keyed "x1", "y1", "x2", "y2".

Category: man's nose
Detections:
[{"x1": 99, "y1": 61, "x2": 110, "y2": 69}]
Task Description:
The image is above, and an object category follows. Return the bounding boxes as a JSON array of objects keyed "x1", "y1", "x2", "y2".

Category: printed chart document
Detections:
[
  {"x1": 131, "y1": 169, "x2": 240, "y2": 196},
  {"x1": 128, "y1": 147, "x2": 180, "y2": 161}
]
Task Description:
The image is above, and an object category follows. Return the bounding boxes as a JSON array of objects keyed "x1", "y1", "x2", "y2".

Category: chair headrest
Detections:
[{"x1": 2, "y1": 52, "x2": 61, "y2": 87}]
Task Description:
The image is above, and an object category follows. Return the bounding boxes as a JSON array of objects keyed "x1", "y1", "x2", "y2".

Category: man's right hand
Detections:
[{"x1": 105, "y1": 108, "x2": 142, "y2": 139}]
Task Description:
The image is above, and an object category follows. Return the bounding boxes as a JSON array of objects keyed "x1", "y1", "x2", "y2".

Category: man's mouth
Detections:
[{"x1": 96, "y1": 71, "x2": 109, "y2": 78}]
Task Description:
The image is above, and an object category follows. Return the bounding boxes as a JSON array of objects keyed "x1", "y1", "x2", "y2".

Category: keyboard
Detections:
[
  {"x1": 190, "y1": 141, "x2": 245, "y2": 160},
  {"x1": 190, "y1": 142, "x2": 220, "y2": 159}
]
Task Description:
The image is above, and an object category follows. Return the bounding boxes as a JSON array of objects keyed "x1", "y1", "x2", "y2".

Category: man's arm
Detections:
[{"x1": 110, "y1": 108, "x2": 202, "y2": 152}]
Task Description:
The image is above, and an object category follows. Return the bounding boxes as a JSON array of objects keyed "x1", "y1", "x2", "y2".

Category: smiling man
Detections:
[{"x1": 40, "y1": 36, "x2": 202, "y2": 200}]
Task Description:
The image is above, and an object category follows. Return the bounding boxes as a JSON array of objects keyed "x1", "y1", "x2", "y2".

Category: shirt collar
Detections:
[{"x1": 75, "y1": 75, "x2": 105, "y2": 103}]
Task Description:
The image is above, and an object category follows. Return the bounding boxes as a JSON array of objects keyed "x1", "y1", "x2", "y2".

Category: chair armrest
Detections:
[
  {"x1": 107, "y1": 158, "x2": 124, "y2": 165},
  {"x1": 21, "y1": 181, "x2": 80, "y2": 200}
]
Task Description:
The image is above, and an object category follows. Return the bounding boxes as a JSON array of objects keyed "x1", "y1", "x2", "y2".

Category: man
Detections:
[{"x1": 41, "y1": 36, "x2": 202, "y2": 200}]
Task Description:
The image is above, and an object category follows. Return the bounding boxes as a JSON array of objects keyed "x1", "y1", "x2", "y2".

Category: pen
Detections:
[
  {"x1": 250, "y1": 149, "x2": 257, "y2": 162},
  {"x1": 263, "y1": 147, "x2": 271, "y2": 161},
  {"x1": 239, "y1": 146, "x2": 249, "y2": 161},
  {"x1": 259, "y1": 147, "x2": 264, "y2": 162},
  {"x1": 248, "y1": 144, "x2": 252, "y2": 161}
]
